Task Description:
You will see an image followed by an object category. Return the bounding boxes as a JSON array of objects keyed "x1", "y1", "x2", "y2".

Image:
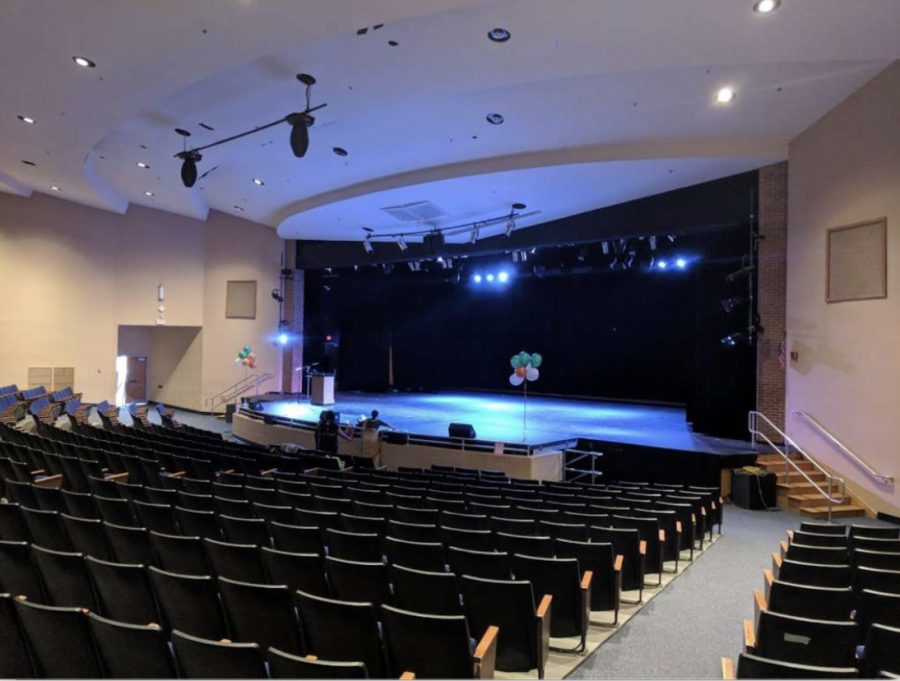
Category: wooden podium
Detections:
[{"x1": 310, "y1": 374, "x2": 335, "y2": 406}]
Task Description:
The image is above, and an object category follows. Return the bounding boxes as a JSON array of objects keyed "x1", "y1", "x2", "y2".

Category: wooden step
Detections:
[
  {"x1": 757, "y1": 459, "x2": 817, "y2": 473},
  {"x1": 755, "y1": 453, "x2": 804, "y2": 464},
  {"x1": 787, "y1": 493, "x2": 832, "y2": 509},
  {"x1": 775, "y1": 470, "x2": 828, "y2": 484},
  {"x1": 800, "y1": 504, "x2": 866, "y2": 518}
]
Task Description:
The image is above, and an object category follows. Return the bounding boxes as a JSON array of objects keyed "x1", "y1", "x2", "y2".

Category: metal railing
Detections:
[
  {"x1": 748, "y1": 410, "x2": 845, "y2": 522},
  {"x1": 793, "y1": 411, "x2": 894, "y2": 486},
  {"x1": 205, "y1": 372, "x2": 274, "y2": 413}
]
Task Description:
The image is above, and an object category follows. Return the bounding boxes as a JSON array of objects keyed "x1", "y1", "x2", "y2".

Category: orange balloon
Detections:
[{"x1": 515, "y1": 366, "x2": 526, "y2": 377}]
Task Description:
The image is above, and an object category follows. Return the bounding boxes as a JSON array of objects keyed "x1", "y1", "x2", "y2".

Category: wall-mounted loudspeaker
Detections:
[{"x1": 448, "y1": 423, "x2": 477, "y2": 439}]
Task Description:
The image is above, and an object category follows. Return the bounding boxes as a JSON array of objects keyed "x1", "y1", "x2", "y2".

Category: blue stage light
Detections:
[
  {"x1": 277, "y1": 333, "x2": 289, "y2": 346},
  {"x1": 675, "y1": 257, "x2": 687, "y2": 269},
  {"x1": 657, "y1": 260, "x2": 668, "y2": 270},
  {"x1": 497, "y1": 271, "x2": 510, "y2": 283},
  {"x1": 486, "y1": 273, "x2": 495, "y2": 283},
  {"x1": 472, "y1": 273, "x2": 483, "y2": 284}
]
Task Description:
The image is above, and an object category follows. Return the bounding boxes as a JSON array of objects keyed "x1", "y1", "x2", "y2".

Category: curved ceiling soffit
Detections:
[{"x1": 274, "y1": 135, "x2": 786, "y2": 237}]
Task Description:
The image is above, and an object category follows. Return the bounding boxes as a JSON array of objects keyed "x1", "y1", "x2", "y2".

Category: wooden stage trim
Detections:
[{"x1": 232, "y1": 412, "x2": 564, "y2": 481}]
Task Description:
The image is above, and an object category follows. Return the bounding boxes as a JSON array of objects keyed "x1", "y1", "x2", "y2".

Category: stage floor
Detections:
[{"x1": 260, "y1": 391, "x2": 755, "y2": 455}]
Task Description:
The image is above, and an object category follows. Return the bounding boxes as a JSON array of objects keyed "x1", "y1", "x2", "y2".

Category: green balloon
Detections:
[
  {"x1": 243, "y1": 345, "x2": 252, "y2": 354},
  {"x1": 518, "y1": 351, "x2": 530, "y2": 367},
  {"x1": 530, "y1": 353, "x2": 543, "y2": 368},
  {"x1": 510, "y1": 355, "x2": 522, "y2": 369}
]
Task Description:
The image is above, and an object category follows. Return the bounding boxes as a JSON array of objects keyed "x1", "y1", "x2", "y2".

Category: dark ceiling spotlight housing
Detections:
[
  {"x1": 486, "y1": 113, "x2": 504, "y2": 125},
  {"x1": 333, "y1": 147, "x2": 348, "y2": 157},
  {"x1": 173, "y1": 73, "x2": 326, "y2": 187},
  {"x1": 487, "y1": 28, "x2": 511, "y2": 42}
]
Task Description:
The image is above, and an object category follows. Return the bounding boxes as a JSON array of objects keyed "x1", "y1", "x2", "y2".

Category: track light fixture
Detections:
[
  {"x1": 363, "y1": 237, "x2": 374, "y2": 254},
  {"x1": 271, "y1": 289, "x2": 284, "y2": 303},
  {"x1": 173, "y1": 73, "x2": 326, "y2": 187},
  {"x1": 397, "y1": 237, "x2": 408, "y2": 252},
  {"x1": 470, "y1": 227, "x2": 480, "y2": 244}
]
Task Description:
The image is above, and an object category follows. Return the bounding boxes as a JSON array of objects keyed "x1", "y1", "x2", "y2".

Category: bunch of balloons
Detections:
[
  {"x1": 509, "y1": 351, "x2": 542, "y2": 386},
  {"x1": 235, "y1": 345, "x2": 257, "y2": 369}
]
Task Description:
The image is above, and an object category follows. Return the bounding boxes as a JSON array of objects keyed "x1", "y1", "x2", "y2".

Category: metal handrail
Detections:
[
  {"x1": 748, "y1": 410, "x2": 845, "y2": 522},
  {"x1": 205, "y1": 373, "x2": 274, "y2": 412},
  {"x1": 793, "y1": 411, "x2": 894, "y2": 485}
]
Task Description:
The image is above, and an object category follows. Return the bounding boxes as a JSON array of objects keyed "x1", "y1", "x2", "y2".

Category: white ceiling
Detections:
[{"x1": 1, "y1": 0, "x2": 898, "y2": 242}]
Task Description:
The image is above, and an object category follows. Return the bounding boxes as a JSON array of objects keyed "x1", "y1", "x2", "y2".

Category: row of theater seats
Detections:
[
  {"x1": 722, "y1": 520, "x2": 900, "y2": 678},
  {"x1": 0, "y1": 386, "x2": 80, "y2": 426}
]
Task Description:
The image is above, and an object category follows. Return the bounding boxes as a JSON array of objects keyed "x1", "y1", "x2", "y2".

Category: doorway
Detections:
[{"x1": 116, "y1": 355, "x2": 148, "y2": 405}]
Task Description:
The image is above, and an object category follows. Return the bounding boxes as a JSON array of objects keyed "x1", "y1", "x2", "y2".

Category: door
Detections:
[{"x1": 125, "y1": 356, "x2": 148, "y2": 402}]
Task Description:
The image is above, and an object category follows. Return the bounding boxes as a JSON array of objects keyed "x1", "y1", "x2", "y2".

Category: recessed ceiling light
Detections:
[
  {"x1": 487, "y1": 28, "x2": 511, "y2": 42},
  {"x1": 332, "y1": 147, "x2": 348, "y2": 157},
  {"x1": 753, "y1": 0, "x2": 781, "y2": 13},
  {"x1": 17, "y1": 115, "x2": 35, "y2": 124},
  {"x1": 486, "y1": 113, "x2": 504, "y2": 125},
  {"x1": 137, "y1": 162, "x2": 150, "y2": 169},
  {"x1": 715, "y1": 86, "x2": 736, "y2": 104},
  {"x1": 50, "y1": 186, "x2": 61, "y2": 192},
  {"x1": 72, "y1": 55, "x2": 96, "y2": 68},
  {"x1": 252, "y1": 178, "x2": 265, "y2": 186},
  {"x1": 144, "y1": 191, "x2": 154, "y2": 197}
]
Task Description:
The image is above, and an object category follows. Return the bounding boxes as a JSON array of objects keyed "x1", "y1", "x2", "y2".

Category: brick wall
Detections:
[{"x1": 756, "y1": 162, "x2": 788, "y2": 437}]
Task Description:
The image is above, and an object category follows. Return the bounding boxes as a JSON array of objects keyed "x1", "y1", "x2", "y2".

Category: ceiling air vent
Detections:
[{"x1": 381, "y1": 201, "x2": 447, "y2": 222}]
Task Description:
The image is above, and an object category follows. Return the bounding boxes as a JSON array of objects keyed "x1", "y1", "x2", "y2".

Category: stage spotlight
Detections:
[
  {"x1": 472, "y1": 273, "x2": 483, "y2": 284},
  {"x1": 505, "y1": 216, "x2": 515, "y2": 237},
  {"x1": 721, "y1": 296, "x2": 747, "y2": 313},
  {"x1": 286, "y1": 112, "x2": 313, "y2": 158},
  {"x1": 271, "y1": 288, "x2": 284, "y2": 302},
  {"x1": 277, "y1": 333, "x2": 289, "y2": 346},
  {"x1": 601, "y1": 241, "x2": 610, "y2": 255},
  {"x1": 721, "y1": 331, "x2": 751, "y2": 346},
  {"x1": 657, "y1": 260, "x2": 668, "y2": 270},
  {"x1": 497, "y1": 271, "x2": 510, "y2": 283},
  {"x1": 363, "y1": 237, "x2": 374, "y2": 254},
  {"x1": 626, "y1": 253, "x2": 635, "y2": 269},
  {"x1": 409, "y1": 261, "x2": 421, "y2": 272},
  {"x1": 649, "y1": 236, "x2": 657, "y2": 251},
  {"x1": 470, "y1": 227, "x2": 480, "y2": 244},
  {"x1": 486, "y1": 273, "x2": 495, "y2": 283},
  {"x1": 397, "y1": 237, "x2": 408, "y2": 252},
  {"x1": 177, "y1": 151, "x2": 202, "y2": 188},
  {"x1": 675, "y1": 257, "x2": 687, "y2": 269}
]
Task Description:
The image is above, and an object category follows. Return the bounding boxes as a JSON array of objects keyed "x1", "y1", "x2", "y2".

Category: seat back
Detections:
[
  {"x1": 381, "y1": 604, "x2": 473, "y2": 678},
  {"x1": 853, "y1": 566, "x2": 900, "y2": 596},
  {"x1": 325, "y1": 556, "x2": 391, "y2": 606},
  {"x1": 785, "y1": 543, "x2": 850, "y2": 565},
  {"x1": 0, "y1": 539, "x2": 44, "y2": 599},
  {"x1": 219, "y1": 515, "x2": 270, "y2": 547},
  {"x1": 851, "y1": 537, "x2": 900, "y2": 553},
  {"x1": 269, "y1": 521, "x2": 323, "y2": 554},
  {"x1": 103, "y1": 522, "x2": 156, "y2": 565},
  {"x1": 854, "y1": 549, "x2": 900, "y2": 571},
  {"x1": 260, "y1": 547, "x2": 328, "y2": 597},
  {"x1": 755, "y1": 609, "x2": 859, "y2": 667},
  {"x1": 266, "y1": 647, "x2": 368, "y2": 678},
  {"x1": 554, "y1": 538, "x2": 616, "y2": 610},
  {"x1": 60, "y1": 514, "x2": 110, "y2": 560},
  {"x1": 325, "y1": 528, "x2": 383, "y2": 562},
  {"x1": 30, "y1": 545, "x2": 97, "y2": 610},
  {"x1": 150, "y1": 531, "x2": 209, "y2": 576},
  {"x1": 385, "y1": 536, "x2": 446, "y2": 572},
  {"x1": 0, "y1": 592, "x2": 33, "y2": 678},
  {"x1": 494, "y1": 532, "x2": 553, "y2": 558},
  {"x1": 14, "y1": 597, "x2": 103, "y2": 678},
  {"x1": 791, "y1": 530, "x2": 848, "y2": 547},
  {"x1": 512, "y1": 554, "x2": 581, "y2": 638},
  {"x1": 295, "y1": 591, "x2": 385, "y2": 677},
  {"x1": 171, "y1": 629, "x2": 267, "y2": 678},
  {"x1": 856, "y1": 589, "x2": 900, "y2": 632},
  {"x1": 87, "y1": 612, "x2": 177, "y2": 678},
  {"x1": 448, "y1": 546, "x2": 511, "y2": 580},
  {"x1": 21, "y1": 506, "x2": 72, "y2": 552},
  {"x1": 132, "y1": 500, "x2": 178, "y2": 535},
  {"x1": 148, "y1": 566, "x2": 228, "y2": 640},
  {"x1": 799, "y1": 522, "x2": 847, "y2": 537},
  {"x1": 85, "y1": 555, "x2": 159, "y2": 625},
  {"x1": 777, "y1": 558, "x2": 851, "y2": 588},
  {"x1": 736, "y1": 652, "x2": 858, "y2": 678},
  {"x1": 767, "y1": 580, "x2": 854, "y2": 621},
  {"x1": 460, "y1": 575, "x2": 536, "y2": 673},
  {"x1": 202, "y1": 538, "x2": 267, "y2": 583},
  {"x1": 0, "y1": 502, "x2": 30, "y2": 542},
  {"x1": 441, "y1": 526, "x2": 495, "y2": 551},
  {"x1": 588, "y1": 526, "x2": 643, "y2": 591},
  {"x1": 219, "y1": 577, "x2": 303, "y2": 654},
  {"x1": 390, "y1": 564, "x2": 461, "y2": 615},
  {"x1": 850, "y1": 525, "x2": 900, "y2": 540},
  {"x1": 859, "y1": 623, "x2": 900, "y2": 679}
]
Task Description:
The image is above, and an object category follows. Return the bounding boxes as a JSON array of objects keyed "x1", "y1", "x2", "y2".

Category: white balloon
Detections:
[
  {"x1": 526, "y1": 367, "x2": 540, "y2": 381},
  {"x1": 509, "y1": 373, "x2": 525, "y2": 386}
]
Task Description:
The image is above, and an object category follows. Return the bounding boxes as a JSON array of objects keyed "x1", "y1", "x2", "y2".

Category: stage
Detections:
[{"x1": 254, "y1": 390, "x2": 755, "y2": 456}]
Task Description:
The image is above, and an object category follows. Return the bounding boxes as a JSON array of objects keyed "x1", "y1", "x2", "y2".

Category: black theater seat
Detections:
[
  {"x1": 390, "y1": 564, "x2": 461, "y2": 616},
  {"x1": 267, "y1": 648, "x2": 368, "y2": 679},
  {"x1": 85, "y1": 555, "x2": 159, "y2": 625},
  {"x1": 14, "y1": 597, "x2": 103, "y2": 678},
  {"x1": 325, "y1": 555, "x2": 391, "y2": 606},
  {"x1": 87, "y1": 613, "x2": 177, "y2": 678},
  {"x1": 30, "y1": 544, "x2": 97, "y2": 610},
  {"x1": 218, "y1": 577, "x2": 304, "y2": 654},
  {"x1": 148, "y1": 566, "x2": 228, "y2": 640},
  {"x1": 171, "y1": 629, "x2": 267, "y2": 679}
]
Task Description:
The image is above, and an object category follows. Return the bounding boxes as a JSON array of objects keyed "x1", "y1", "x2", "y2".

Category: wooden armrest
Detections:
[
  {"x1": 659, "y1": 529, "x2": 666, "y2": 543},
  {"x1": 104, "y1": 472, "x2": 129, "y2": 482},
  {"x1": 753, "y1": 589, "x2": 767, "y2": 629},
  {"x1": 536, "y1": 595, "x2": 552, "y2": 673},
  {"x1": 399, "y1": 673, "x2": 416, "y2": 680},
  {"x1": 614, "y1": 554, "x2": 624, "y2": 572},
  {"x1": 779, "y1": 540, "x2": 788, "y2": 558},
  {"x1": 771, "y1": 552, "x2": 782, "y2": 571},
  {"x1": 536, "y1": 594, "x2": 552, "y2": 618},
  {"x1": 676, "y1": 520, "x2": 683, "y2": 533},
  {"x1": 721, "y1": 657, "x2": 735, "y2": 680},
  {"x1": 581, "y1": 570, "x2": 593, "y2": 591},
  {"x1": 763, "y1": 569, "x2": 774, "y2": 589},
  {"x1": 639, "y1": 539, "x2": 647, "y2": 555},
  {"x1": 701, "y1": 506, "x2": 707, "y2": 516},
  {"x1": 304, "y1": 655, "x2": 318, "y2": 661},
  {"x1": 786, "y1": 529, "x2": 794, "y2": 542},
  {"x1": 473, "y1": 625, "x2": 498, "y2": 679},
  {"x1": 719, "y1": 496, "x2": 724, "y2": 505},
  {"x1": 168, "y1": 470, "x2": 187, "y2": 478},
  {"x1": 34, "y1": 474, "x2": 62, "y2": 488},
  {"x1": 743, "y1": 617, "x2": 756, "y2": 651},
  {"x1": 260, "y1": 468, "x2": 277, "y2": 476},
  {"x1": 219, "y1": 638, "x2": 232, "y2": 644}
]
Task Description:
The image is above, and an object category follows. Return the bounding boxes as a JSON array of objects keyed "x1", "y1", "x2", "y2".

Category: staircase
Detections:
[
  {"x1": 748, "y1": 411, "x2": 867, "y2": 521},
  {"x1": 205, "y1": 372, "x2": 275, "y2": 414},
  {"x1": 754, "y1": 453, "x2": 867, "y2": 518}
]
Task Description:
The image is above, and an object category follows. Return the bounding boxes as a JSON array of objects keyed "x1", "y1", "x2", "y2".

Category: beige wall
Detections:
[
  {"x1": 786, "y1": 61, "x2": 900, "y2": 516},
  {"x1": 0, "y1": 192, "x2": 285, "y2": 409}
]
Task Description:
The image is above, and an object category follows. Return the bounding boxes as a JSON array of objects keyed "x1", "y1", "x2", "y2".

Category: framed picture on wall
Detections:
[
  {"x1": 225, "y1": 280, "x2": 258, "y2": 319},
  {"x1": 826, "y1": 217, "x2": 887, "y2": 303}
]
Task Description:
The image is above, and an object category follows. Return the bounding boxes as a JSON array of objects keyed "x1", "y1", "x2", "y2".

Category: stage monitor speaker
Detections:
[{"x1": 448, "y1": 423, "x2": 476, "y2": 439}]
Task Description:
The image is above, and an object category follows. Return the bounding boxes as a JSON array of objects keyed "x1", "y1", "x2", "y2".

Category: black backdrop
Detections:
[{"x1": 303, "y1": 223, "x2": 756, "y2": 439}]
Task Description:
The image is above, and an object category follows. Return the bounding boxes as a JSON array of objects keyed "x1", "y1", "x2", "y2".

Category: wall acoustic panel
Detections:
[
  {"x1": 52, "y1": 367, "x2": 75, "y2": 391},
  {"x1": 27, "y1": 367, "x2": 53, "y2": 390},
  {"x1": 826, "y1": 217, "x2": 887, "y2": 303},
  {"x1": 225, "y1": 280, "x2": 257, "y2": 319}
]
